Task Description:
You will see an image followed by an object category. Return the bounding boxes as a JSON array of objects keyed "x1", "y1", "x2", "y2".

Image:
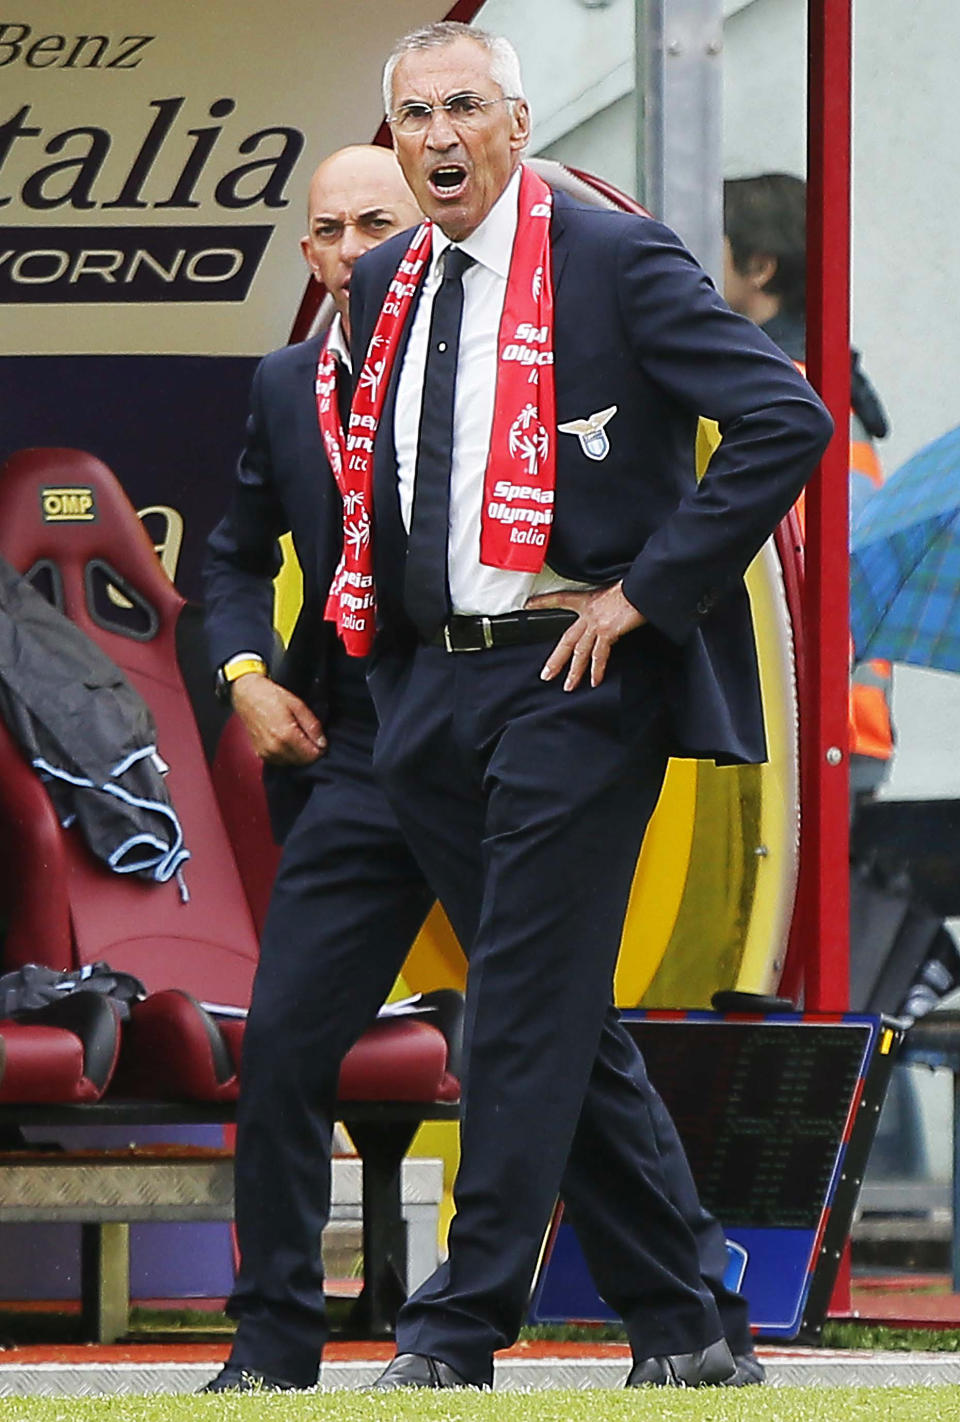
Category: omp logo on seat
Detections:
[{"x1": 40, "y1": 487, "x2": 96, "y2": 521}]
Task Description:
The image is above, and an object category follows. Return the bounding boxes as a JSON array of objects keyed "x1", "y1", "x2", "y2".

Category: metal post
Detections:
[
  {"x1": 805, "y1": 0, "x2": 853, "y2": 1317},
  {"x1": 80, "y1": 1222, "x2": 130, "y2": 1343},
  {"x1": 636, "y1": 0, "x2": 724, "y2": 281},
  {"x1": 953, "y1": 1070, "x2": 960, "y2": 1292},
  {"x1": 799, "y1": 0, "x2": 852, "y2": 1015},
  {"x1": 636, "y1": 0, "x2": 665, "y2": 217},
  {"x1": 342, "y1": 1120, "x2": 416, "y2": 1337}
]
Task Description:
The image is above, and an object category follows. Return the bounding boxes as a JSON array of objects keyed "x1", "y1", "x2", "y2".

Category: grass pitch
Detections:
[{"x1": 0, "y1": 1390, "x2": 959, "y2": 1422}]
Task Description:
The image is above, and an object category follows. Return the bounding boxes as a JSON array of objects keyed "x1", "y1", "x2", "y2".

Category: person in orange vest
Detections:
[{"x1": 723, "y1": 173, "x2": 893, "y2": 812}]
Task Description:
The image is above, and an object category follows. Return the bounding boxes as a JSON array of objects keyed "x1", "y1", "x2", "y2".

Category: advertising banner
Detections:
[{"x1": 0, "y1": 0, "x2": 452, "y2": 593}]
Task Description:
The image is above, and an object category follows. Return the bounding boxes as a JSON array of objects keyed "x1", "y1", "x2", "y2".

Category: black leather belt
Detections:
[{"x1": 429, "y1": 609, "x2": 578, "y2": 653}]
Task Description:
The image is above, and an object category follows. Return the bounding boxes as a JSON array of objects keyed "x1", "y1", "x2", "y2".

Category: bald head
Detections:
[
  {"x1": 300, "y1": 144, "x2": 421, "y2": 337},
  {"x1": 305, "y1": 144, "x2": 417, "y2": 224}
]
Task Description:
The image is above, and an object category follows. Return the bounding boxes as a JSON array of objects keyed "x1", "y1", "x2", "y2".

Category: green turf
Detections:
[
  {"x1": 526, "y1": 1320, "x2": 960, "y2": 1353},
  {"x1": 823, "y1": 1321, "x2": 960, "y2": 1353},
  {"x1": 0, "y1": 1389, "x2": 959, "y2": 1422}
]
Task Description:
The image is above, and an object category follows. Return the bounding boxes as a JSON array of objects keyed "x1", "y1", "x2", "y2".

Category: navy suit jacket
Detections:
[
  {"x1": 350, "y1": 187, "x2": 833, "y2": 765},
  {"x1": 203, "y1": 334, "x2": 344, "y2": 713}
]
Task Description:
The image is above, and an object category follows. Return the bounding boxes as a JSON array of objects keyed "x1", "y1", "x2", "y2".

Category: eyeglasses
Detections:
[{"x1": 387, "y1": 93, "x2": 520, "y2": 135}]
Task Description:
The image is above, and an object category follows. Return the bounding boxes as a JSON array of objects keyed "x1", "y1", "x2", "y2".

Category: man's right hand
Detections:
[{"x1": 230, "y1": 674, "x2": 327, "y2": 765}]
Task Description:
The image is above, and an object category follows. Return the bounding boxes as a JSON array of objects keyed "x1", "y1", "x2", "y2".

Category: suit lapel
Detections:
[
  {"x1": 549, "y1": 193, "x2": 573, "y2": 302},
  {"x1": 292, "y1": 333, "x2": 327, "y2": 489},
  {"x1": 290, "y1": 333, "x2": 340, "y2": 599},
  {"x1": 274, "y1": 334, "x2": 337, "y2": 695}
]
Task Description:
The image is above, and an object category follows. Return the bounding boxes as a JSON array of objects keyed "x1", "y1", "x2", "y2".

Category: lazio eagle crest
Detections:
[{"x1": 557, "y1": 405, "x2": 618, "y2": 461}]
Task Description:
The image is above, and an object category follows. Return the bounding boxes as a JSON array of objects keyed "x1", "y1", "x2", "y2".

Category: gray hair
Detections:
[{"x1": 382, "y1": 21, "x2": 526, "y2": 116}]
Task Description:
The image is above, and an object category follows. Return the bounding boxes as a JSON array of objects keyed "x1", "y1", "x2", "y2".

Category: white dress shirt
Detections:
[
  {"x1": 394, "y1": 168, "x2": 589, "y2": 617},
  {"x1": 325, "y1": 311, "x2": 351, "y2": 375}
]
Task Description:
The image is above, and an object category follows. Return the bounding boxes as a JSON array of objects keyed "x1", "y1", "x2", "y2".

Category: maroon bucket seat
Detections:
[{"x1": 0, "y1": 447, "x2": 461, "y2": 1109}]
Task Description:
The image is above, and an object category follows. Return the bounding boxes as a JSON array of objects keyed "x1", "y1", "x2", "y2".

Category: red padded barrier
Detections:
[
  {"x1": 0, "y1": 1023, "x2": 104, "y2": 1104},
  {"x1": 116, "y1": 1002, "x2": 458, "y2": 1106},
  {"x1": 111, "y1": 991, "x2": 239, "y2": 1103},
  {"x1": 337, "y1": 1019, "x2": 459, "y2": 1103},
  {"x1": 219, "y1": 1012, "x2": 466, "y2": 1097},
  {"x1": 218, "y1": 1014, "x2": 459, "y2": 1102},
  {"x1": 219, "y1": 1014, "x2": 458, "y2": 1102}
]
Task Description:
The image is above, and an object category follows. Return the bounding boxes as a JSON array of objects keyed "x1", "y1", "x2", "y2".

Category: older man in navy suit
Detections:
[
  {"x1": 342, "y1": 21, "x2": 833, "y2": 1393},
  {"x1": 201, "y1": 140, "x2": 751, "y2": 1394}
]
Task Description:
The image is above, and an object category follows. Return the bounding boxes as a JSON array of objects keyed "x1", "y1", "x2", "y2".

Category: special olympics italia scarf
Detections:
[{"x1": 323, "y1": 164, "x2": 556, "y2": 656}]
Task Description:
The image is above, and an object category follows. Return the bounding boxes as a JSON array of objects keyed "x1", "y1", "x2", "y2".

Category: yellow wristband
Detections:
[{"x1": 222, "y1": 656, "x2": 267, "y2": 684}]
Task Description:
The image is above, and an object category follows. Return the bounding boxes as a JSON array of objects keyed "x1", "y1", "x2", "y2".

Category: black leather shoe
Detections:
[
  {"x1": 626, "y1": 1337, "x2": 736, "y2": 1387},
  {"x1": 197, "y1": 1365, "x2": 300, "y2": 1393},
  {"x1": 372, "y1": 1353, "x2": 479, "y2": 1390},
  {"x1": 729, "y1": 1351, "x2": 766, "y2": 1386}
]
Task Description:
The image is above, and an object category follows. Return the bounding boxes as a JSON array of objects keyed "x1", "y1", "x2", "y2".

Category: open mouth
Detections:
[{"x1": 428, "y1": 164, "x2": 468, "y2": 198}]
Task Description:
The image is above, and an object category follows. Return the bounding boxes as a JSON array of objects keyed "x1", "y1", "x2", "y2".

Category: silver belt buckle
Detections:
[{"x1": 442, "y1": 616, "x2": 494, "y2": 652}]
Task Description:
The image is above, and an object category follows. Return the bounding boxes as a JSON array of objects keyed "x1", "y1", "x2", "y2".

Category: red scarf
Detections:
[{"x1": 322, "y1": 164, "x2": 556, "y2": 655}]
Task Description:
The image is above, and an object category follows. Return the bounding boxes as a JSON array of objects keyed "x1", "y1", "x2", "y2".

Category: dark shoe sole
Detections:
[
  {"x1": 198, "y1": 1368, "x2": 300, "y2": 1393},
  {"x1": 372, "y1": 1353, "x2": 482, "y2": 1390}
]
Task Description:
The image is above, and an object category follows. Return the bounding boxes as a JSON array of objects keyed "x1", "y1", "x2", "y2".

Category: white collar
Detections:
[
  {"x1": 325, "y1": 311, "x2": 351, "y2": 372},
  {"x1": 431, "y1": 165, "x2": 522, "y2": 280}
]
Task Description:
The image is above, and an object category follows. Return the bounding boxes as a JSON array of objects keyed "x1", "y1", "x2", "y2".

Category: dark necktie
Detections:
[
  {"x1": 404, "y1": 246, "x2": 473, "y2": 640},
  {"x1": 335, "y1": 354, "x2": 352, "y2": 436}
]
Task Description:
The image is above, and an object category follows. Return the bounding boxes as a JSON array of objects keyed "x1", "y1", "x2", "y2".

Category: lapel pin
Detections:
[{"x1": 558, "y1": 405, "x2": 618, "y2": 461}]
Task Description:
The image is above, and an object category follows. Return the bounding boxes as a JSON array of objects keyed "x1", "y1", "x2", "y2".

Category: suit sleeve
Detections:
[
  {"x1": 202, "y1": 357, "x2": 287, "y2": 675},
  {"x1": 616, "y1": 220, "x2": 834, "y2": 644}
]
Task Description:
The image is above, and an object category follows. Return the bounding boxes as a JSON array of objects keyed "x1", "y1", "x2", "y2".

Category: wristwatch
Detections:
[{"x1": 215, "y1": 653, "x2": 267, "y2": 705}]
